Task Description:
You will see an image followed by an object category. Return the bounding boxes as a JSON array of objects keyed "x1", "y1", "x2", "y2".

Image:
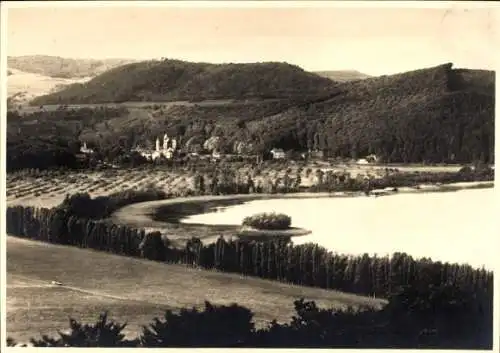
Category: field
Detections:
[
  {"x1": 6, "y1": 162, "x2": 463, "y2": 209},
  {"x1": 6, "y1": 236, "x2": 386, "y2": 343}
]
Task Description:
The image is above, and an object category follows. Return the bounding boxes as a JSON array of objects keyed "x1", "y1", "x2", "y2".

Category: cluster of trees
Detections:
[
  {"x1": 7, "y1": 289, "x2": 492, "y2": 348},
  {"x1": 56, "y1": 189, "x2": 167, "y2": 220},
  {"x1": 242, "y1": 212, "x2": 292, "y2": 230},
  {"x1": 190, "y1": 166, "x2": 493, "y2": 196},
  {"x1": 6, "y1": 107, "x2": 128, "y2": 172},
  {"x1": 7, "y1": 204, "x2": 492, "y2": 301}
]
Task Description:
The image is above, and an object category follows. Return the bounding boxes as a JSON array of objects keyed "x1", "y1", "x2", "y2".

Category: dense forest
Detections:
[
  {"x1": 30, "y1": 59, "x2": 338, "y2": 104},
  {"x1": 6, "y1": 200, "x2": 493, "y2": 348},
  {"x1": 7, "y1": 62, "x2": 494, "y2": 168}
]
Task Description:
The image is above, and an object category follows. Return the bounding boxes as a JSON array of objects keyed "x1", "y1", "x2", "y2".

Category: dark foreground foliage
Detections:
[{"x1": 7, "y1": 287, "x2": 492, "y2": 348}]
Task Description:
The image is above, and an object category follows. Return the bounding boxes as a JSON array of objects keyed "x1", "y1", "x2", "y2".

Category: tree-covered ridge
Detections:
[
  {"x1": 7, "y1": 55, "x2": 136, "y2": 79},
  {"x1": 31, "y1": 59, "x2": 339, "y2": 105},
  {"x1": 245, "y1": 64, "x2": 495, "y2": 163},
  {"x1": 7, "y1": 63, "x2": 495, "y2": 165}
]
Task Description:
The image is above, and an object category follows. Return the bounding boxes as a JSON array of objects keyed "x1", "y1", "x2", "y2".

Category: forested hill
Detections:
[
  {"x1": 7, "y1": 62, "x2": 495, "y2": 169},
  {"x1": 31, "y1": 60, "x2": 339, "y2": 105},
  {"x1": 244, "y1": 63, "x2": 495, "y2": 163}
]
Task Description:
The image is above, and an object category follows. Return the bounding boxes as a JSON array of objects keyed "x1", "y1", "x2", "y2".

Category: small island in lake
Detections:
[{"x1": 239, "y1": 212, "x2": 311, "y2": 241}]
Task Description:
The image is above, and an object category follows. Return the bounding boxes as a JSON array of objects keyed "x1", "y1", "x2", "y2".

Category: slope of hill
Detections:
[
  {"x1": 7, "y1": 236, "x2": 384, "y2": 342},
  {"x1": 7, "y1": 62, "x2": 495, "y2": 166},
  {"x1": 30, "y1": 59, "x2": 340, "y2": 105},
  {"x1": 8, "y1": 55, "x2": 136, "y2": 79},
  {"x1": 7, "y1": 68, "x2": 91, "y2": 107},
  {"x1": 245, "y1": 63, "x2": 494, "y2": 163},
  {"x1": 315, "y1": 70, "x2": 371, "y2": 82}
]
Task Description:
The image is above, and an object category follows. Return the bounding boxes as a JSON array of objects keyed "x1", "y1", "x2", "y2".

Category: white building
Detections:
[
  {"x1": 133, "y1": 133, "x2": 178, "y2": 161},
  {"x1": 270, "y1": 148, "x2": 286, "y2": 159},
  {"x1": 80, "y1": 142, "x2": 94, "y2": 154}
]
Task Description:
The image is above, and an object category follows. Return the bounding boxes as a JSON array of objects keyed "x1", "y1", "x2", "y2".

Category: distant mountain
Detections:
[
  {"x1": 7, "y1": 55, "x2": 136, "y2": 79},
  {"x1": 314, "y1": 70, "x2": 372, "y2": 82},
  {"x1": 30, "y1": 59, "x2": 339, "y2": 105},
  {"x1": 7, "y1": 68, "x2": 91, "y2": 108}
]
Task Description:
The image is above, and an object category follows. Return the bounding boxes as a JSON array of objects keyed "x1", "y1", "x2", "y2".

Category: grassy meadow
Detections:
[{"x1": 6, "y1": 236, "x2": 386, "y2": 342}]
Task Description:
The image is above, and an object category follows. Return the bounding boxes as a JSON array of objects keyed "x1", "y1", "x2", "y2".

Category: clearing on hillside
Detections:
[{"x1": 7, "y1": 236, "x2": 386, "y2": 342}]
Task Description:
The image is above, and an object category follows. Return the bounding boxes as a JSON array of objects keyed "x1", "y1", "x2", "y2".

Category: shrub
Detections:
[
  {"x1": 242, "y1": 212, "x2": 292, "y2": 230},
  {"x1": 27, "y1": 312, "x2": 138, "y2": 347}
]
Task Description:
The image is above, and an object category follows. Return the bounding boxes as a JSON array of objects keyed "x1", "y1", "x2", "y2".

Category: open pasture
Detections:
[
  {"x1": 6, "y1": 236, "x2": 386, "y2": 343},
  {"x1": 6, "y1": 162, "x2": 462, "y2": 209}
]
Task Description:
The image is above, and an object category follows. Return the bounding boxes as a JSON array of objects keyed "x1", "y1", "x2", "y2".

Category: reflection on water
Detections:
[{"x1": 182, "y1": 189, "x2": 496, "y2": 269}]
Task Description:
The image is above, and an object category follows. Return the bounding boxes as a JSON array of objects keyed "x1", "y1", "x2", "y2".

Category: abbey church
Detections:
[{"x1": 132, "y1": 133, "x2": 178, "y2": 161}]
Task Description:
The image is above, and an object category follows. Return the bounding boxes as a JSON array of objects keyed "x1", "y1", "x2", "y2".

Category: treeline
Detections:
[
  {"x1": 6, "y1": 204, "x2": 493, "y2": 301},
  {"x1": 56, "y1": 189, "x2": 167, "y2": 220},
  {"x1": 192, "y1": 165, "x2": 493, "y2": 196},
  {"x1": 7, "y1": 288, "x2": 492, "y2": 348}
]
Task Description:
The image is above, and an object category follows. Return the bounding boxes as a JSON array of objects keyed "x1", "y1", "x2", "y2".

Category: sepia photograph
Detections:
[{"x1": 2, "y1": 1, "x2": 497, "y2": 349}]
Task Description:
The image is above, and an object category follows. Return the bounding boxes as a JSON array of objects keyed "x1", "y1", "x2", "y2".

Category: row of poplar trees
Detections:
[{"x1": 6, "y1": 205, "x2": 493, "y2": 299}]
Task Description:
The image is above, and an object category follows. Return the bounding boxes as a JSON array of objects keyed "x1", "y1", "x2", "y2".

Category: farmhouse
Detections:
[{"x1": 270, "y1": 148, "x2": 286, "y2": 160}]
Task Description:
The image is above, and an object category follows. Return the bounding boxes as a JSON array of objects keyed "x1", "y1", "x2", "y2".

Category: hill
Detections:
[
  {"x1": 7, "y1": 62, "x2": 495, "y2": 167},
  {"x1": 30, "y1": 59, "x2": 339, "y2": 105},
  {"x1": 7, "y1": 236, "x2": 384, "y2": 342},
  {"x1": 244, "y1": 63, "x2": 495, "y2": 163},
  {"x1": 7, "y1": 55, "x2": 136, "y2": 79},
  {"x1": 315, "y1": 70, "x2": 371, "y2": 82}
]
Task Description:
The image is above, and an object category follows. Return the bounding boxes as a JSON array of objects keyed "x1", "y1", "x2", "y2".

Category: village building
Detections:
[
  {"x1": 357, "y1": 154, "x2": 379, "y2": 165},
  {"x1": 309, "y1": 149, "x2": 325, "y2": 159},
  {"x1": 270, "y1": 148, "x2": 286, "y2": 160}
]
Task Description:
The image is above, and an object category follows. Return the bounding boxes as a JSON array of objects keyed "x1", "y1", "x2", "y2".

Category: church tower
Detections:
[{"x1": 155, "y1": 137, "x2": 160, "y2": 152}]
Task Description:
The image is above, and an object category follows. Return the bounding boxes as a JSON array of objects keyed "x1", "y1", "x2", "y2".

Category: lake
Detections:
[{"x1": 182, "y1": 188, "x2": 497, "y2": 269}]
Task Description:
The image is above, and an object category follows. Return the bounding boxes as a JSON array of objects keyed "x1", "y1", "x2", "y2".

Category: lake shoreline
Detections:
[{"x1": 110, "y1": 181, "x2": 493, "y2": 240}]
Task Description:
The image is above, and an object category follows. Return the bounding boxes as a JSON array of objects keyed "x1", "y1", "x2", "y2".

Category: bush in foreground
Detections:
[
  {"x1": 242, "y1": 212, "x2": 292, "y2": 230},
  {"x1": 7, "y1": 283, "x2": 493, "y2": 348}
]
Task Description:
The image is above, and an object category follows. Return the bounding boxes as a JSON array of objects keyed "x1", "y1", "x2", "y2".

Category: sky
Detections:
[{"x1": 5, "y1": 2, "x2": 499, "y2": 75}]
